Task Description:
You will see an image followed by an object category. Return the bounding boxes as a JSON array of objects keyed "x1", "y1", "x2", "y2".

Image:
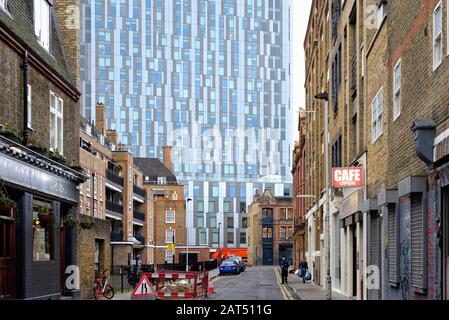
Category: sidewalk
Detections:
[{"x1": 287, "y1": 274, "x2": 353, "y2": 300}]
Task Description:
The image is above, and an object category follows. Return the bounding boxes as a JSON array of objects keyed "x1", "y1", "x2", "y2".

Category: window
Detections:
[
  {"x1": 165, "y1": 229, "x2": 175, "y2": 243},
  {"x1": 262, "y1": 227, "x2": 273, "y2": 239},
  {"x1": 227, "y1": 232, "x2": 234, "y2": 244},
  {"x1": 197, "y1": 201, "x2": 204, "y2": 212},
  {"x1": 86, "y1": 175, "x2": 91, "y2": 196},
  {"x1": 411, "y1": 194, "x2": 426, "y2": 289},
  {"x1": 0, "y1": 0, "x2": 7, "y2": 10},
  {"x1": 212, "y1": 231, "x2": 219, "y2": 244},
  {"x1": 99, "y1": 177, "x2": 103, "y2": 201},
  {"x1": 280, "y1": 227, "x2": 287, "y2": 240},
  {"x1": 93, "y1": 176, "x2": 97, "y2": 199},
  {"x1": 199, "y1": 230, "x2": 207, "y2": 245},
  {"x1": 372, "y1": 88, "x2": 383, "y2": 143},
  {"x1": 224, "y1": 201, "x2": 230, "y2": 213},
  {"x1": 241, "y1": 217, "x2": 248, "y2": 229},
  {"x1": 50, "y1": 92, "x2": 63, "y2": 153},
  {"x1": 172, "y1": 192, "x2": 178, "y2": 200},
  {"x1": 27, "y1": 85, "x2": 32, "y2": 129},
  {"x1": 158, "y1": 177, "x2": 167, "y2": 185},
  {"x1": 208, "y1": 201, "x2": 216, "y2": 213},
  {"x1": 239, "y1": 201, "x2": 246, "y2": 213},
  {"x1": 240, "y1": 232, "x2": 247, "y2": 244},
  {"x1": 166, "y1": 250, "x2": 174, "y2": 263},
  {"x1": 32, "y1": 199, "x2": 54, "y2": 261},
  {"x1": 377, "y1": 0, "x2": 388, "y2": 29},
  {"x1": 227, "y1": 216, "x2": 234, "y2": 229},
  {"x1": 433, "y1": 2, "x2": 443, "y2": 70},
  {"x1": 166, "y1": 209, "x2": 176, "y2": 223},
  {"x1": 34, "y1": 0, "x2": 50, "y2": 50},
  {"x1": 393, "y1": 59, "x2": 401, "y2": 120}
]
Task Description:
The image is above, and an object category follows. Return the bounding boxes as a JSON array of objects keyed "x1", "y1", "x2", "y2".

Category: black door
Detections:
[
  {"x1": 0, "y1": 215, "x2": 15, "y2": 300},
  {"x1": 352, "y1": 225, "x2": 357, "y2": 297},
  {"x1": 263, "y1": 246, "x2": 273, "y2": 265},
  {"x1": 442, "y1": 187, "x2": 449, "y2": 300}
]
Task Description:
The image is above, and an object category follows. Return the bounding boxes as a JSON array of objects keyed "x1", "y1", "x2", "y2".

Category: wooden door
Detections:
[{"x1": 0, "y1": 216, "x2": 15, "y2": 300}]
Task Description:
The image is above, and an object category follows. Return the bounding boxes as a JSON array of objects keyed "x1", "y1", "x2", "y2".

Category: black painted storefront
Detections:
[{"x1": 0, "y1": 148, "x2": 86, "y2": 300}]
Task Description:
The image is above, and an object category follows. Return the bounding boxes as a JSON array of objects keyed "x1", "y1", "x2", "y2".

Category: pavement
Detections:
[{"x1": 286, "y1": 273, "x2": 353, "y2": 300}]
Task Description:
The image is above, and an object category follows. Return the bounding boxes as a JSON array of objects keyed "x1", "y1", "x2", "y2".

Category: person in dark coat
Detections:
[
  {"x1": 280, "y1": 258, "x2": 290, "y2": 284},
  {"x1": 299, "y1": 257, "x2": 309, "y2": 283}
]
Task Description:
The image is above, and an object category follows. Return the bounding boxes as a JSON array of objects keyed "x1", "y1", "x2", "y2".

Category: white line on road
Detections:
[{"x1": 274, "y1": 267, "x2": 293, "y2": 300}]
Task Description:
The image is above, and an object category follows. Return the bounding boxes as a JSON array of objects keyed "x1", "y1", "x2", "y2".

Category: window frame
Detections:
[
  {"x1": 165, "y1": 229, "x2": 175, "y2": 244},
  {"x1": 165, "y1": 209, "x2": 176, "y2": 224},
  {"x1": 33, "y1": 0, "x2": 51, "y2": 51},
  {"x1": 27, "y1": 84, "x2": 33, "y2": 129},
  {"x1": 372, "y1": 88, "x2": 384, "y2": 143},
  {"x1": 433, "y1": 1, "x2": 443, "y2": 71},
  {"x1": 393, "y1": 59, "x2": 401, "y2": 121},
  {"x1": 49, "y1": 91, "x2": 63, "y2": 154}
]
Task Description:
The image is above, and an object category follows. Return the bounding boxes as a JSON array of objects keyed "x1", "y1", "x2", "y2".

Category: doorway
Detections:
[
  {"x1": 0, "y1": 215, "x2": 15, "y2": 300},
  {"x1": 352, "y1": 224, "x2": 357, "y2": 297},
  {"x1": 442, "y1": 186, "x2": 449, "y2": 300},
  {"x1": 263, "y1": 246, "x2": 273, "y2": 265}
]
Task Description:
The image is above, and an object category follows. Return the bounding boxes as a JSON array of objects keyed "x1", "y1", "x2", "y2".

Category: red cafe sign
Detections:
[{"x1": 332, "y1": 167, "x2": 364, "y2": 188}]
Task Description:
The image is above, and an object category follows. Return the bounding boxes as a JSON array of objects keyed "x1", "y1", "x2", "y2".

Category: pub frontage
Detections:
[{"x1": 0, "y1": 136, "x2": 86, "y2": 300}]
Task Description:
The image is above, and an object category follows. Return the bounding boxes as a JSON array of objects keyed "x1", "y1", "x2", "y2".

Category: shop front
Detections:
[{"x1": 0, "y1": 144, "x2": 86, "y2": 300}]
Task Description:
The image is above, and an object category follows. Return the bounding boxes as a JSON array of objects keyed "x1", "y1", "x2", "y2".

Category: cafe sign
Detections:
[{"x1": 332, "y1": 167, "x2": 364, "y2": 188}]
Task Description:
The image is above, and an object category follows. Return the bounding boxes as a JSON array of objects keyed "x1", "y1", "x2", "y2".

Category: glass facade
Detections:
[{"x1": 80, "y1": 0, "x2": 293, "y2": 248}]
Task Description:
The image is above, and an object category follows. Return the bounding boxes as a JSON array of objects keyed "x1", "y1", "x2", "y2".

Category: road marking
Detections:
[{"x1": 274, "y1": 267, "x2": 293, "y2": 300}]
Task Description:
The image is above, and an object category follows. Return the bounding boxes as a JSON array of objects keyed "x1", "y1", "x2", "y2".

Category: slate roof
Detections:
[
  {"x1": 134, "y1": 158, "x2": 178, "y2": 185},
  {"x1": 0, "y1": 0, "x2": 77, "y2": 90}
]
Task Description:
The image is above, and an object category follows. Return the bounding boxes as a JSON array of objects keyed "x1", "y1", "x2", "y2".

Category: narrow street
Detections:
[{"x1": 207, "y1": 266, "x2": 296, "y2": 301}]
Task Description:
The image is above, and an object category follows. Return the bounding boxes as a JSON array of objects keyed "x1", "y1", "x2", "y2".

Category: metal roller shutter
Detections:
[
  {"x1": 411, "y1": 194, "x2": 426, "y2": 289},
  {"x1": 368, "y1": 212, "x2": 380, "y2": 300},
  {"x1": 388, "y1": 204, "x2": 398, "y2": 284}
]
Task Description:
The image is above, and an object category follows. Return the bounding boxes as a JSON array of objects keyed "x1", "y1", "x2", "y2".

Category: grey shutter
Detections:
[
  {"x1": 411, "y1": 194, "x2": 426, "y2": 289},
  {"x1": 388, "y1": 204, "x2": 398, "y2": 284},
  {"x1": 368, "y1": 212, "x2": 380, "y2": 300}
]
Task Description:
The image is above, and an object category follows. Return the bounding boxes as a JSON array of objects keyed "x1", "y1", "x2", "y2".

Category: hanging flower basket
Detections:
[
  {"x1": 38, "y1": 207, "x2": 55, "y2": 222},
  {"x1": 0, "y1": 191, "x2": 15, "y2": 215},
  {"x1": 63, "y1": 214, "x2": 78, "y2": 229},
  {"x1": 79, "y1": 215, "x2": 94, "y2": 230}
]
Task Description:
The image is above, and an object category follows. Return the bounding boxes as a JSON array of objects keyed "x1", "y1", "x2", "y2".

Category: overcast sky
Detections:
[{"x1": 291, "y1": 0, "x2": 312, "y2": 139}]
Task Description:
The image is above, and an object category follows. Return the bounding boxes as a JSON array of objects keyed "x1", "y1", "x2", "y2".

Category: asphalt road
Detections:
[{"x1": 206, "y1": 266, "x2": 295, "y2": 300}]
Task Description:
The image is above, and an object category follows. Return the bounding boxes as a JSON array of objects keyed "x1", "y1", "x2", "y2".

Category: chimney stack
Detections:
[
  {"x1": 95, "y1": 103, "x2": 106, "y2": 134},
  {"x1": 106, "y1": 130, "x2": 117, "y2": 144},
  {"x1": 163, "y1": 146, "x2": 173, "y2": 171}
]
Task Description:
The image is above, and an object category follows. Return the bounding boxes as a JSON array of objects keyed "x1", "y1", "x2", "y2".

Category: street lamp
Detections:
[{"x1": 314, "y1": 91, "x2": 331, "y2": 301}]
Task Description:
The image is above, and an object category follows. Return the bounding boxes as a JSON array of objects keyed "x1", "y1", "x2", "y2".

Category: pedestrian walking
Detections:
[
  {"x1": 280, "y1": 257, "x2": 290, "y2": 284},
  {"x1": 299, "y1": 257, "x2": 309, "y2": 283}
]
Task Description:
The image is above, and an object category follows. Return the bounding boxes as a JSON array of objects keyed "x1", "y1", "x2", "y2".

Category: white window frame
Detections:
[
  {"x1": 433, "y1": 1, "x2": 443, "y2": 71},
  {"x1": 0, "y1": 0, "x2": 7, "y2": 10},
  {"x1": 165, "y1": 250, "x2": 174, "y2": 263},
  {"x1": 85, "y1": 175, "x2": 91, "y2": 197},
  {"x1": 158, "y1": 177, "x2": 167, "y2": 185},
  {"x1": 165, "y1": 209, "x2": 176, "y2": 224},
  {"x1": 93, "y1": 175, "x2": 97, "y2": 199},
  {"x1": 27, "y1": 84, "x2": 33, "y2": 129},
  {"x1": 165, "y1": 229, "x2": 175, "y2": 244},
  {"x1": 99, "y1": 177, "x2": 103, "y2": 201},
  {"x1": 172, "y1": 191, "x2": 178, "y2": 200},
  {"x1": 377, "y1": 1, "x2": 388, "y2": 29},
  {"x1": 393, "y1": 59, "x2": 401, "y2": 121},
  {"x1": 50, "y1": 91, "x2": 63, "y2": 154},
  {"x1": 372, "y1": 88, "x2": 384, "y2": 143},
  {"x1": 33, "y1": 0, "x2": 50, "y2": 51}
]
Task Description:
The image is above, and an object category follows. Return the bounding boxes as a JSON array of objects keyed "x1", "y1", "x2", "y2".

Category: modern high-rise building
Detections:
[{"x1": 80, "y1": 0, "x2": 294, "y2": 249}]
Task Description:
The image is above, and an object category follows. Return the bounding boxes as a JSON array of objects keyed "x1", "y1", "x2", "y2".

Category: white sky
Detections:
[
  {"x1": 291, "y1": 0, "x2": 312, "y2": 109},
  {"x1": 290, "y1": 0, "x2": 312, "y2": 141}
]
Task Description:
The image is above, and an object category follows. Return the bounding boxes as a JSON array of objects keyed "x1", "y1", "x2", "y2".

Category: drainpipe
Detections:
[{"x1": 22, "y1": 51, "x2": 30, "y2": 145}]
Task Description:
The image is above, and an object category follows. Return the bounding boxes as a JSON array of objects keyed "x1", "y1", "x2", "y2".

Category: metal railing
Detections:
[
  {"x1": 106, "y1": 170, "x2": 124, "y2": 187},
  {"x1": 133, "y1": 210, "x2": 145, "y2": 222},
  {"x1": 133, "y1": 185, "x2": 146, "y2": 198},
  {"x1": 111, "y1": 231, "x2": 124, "y2": 242},
  {"x1": 106, "y1": 201, "x2": 124, "y2": 215}
]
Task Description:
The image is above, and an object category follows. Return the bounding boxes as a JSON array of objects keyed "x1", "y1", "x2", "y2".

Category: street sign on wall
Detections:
[
  {"x1": 167, "y1": 243, "x2": 175, "y2": 252},
  {"x1": 332, "y1": 167, "x2": 364, "y2": 188}
]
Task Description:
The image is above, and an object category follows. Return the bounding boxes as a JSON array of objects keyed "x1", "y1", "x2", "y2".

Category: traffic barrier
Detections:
[
  {"x1": 208, "y1": 276, "x2": 215, "y2": 294},
  {"x1": 138, "y1": 271, "x2": 209, "y2": 300}
]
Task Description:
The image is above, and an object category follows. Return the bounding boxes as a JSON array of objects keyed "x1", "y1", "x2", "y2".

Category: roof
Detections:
[
  {"x1": 134, "y1": 158, "x2": 178, "y2": 185},
  {"x1": 0, "y1": 1, "x2": 76, "y2": 89}
]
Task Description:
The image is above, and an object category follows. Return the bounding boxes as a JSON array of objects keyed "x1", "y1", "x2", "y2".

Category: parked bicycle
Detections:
[{"x1": 93, "y1": 269, "x2": 114, "y2": 300}]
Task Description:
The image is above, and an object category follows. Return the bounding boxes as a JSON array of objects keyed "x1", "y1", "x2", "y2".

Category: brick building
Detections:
[
  {"x1": 248, "y1": 189, "x2": 293, "y2": 267},
  {"x1": 0, "y1": 0, "x2": 86, "y2": 300},
  {"x1": 302, "y1": 0, "x2": 449, "y2": 300},
  {"x1": 292, "y1": 112, "x2": 307, "y2": 269}
]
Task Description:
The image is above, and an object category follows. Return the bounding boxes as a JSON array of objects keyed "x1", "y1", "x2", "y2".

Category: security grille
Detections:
[
  {"x1": 368, "y1": 212, "x2": 380, "y2": 300},
  {"x1": 411, "y1": 194, "x2": 426, "y2": 289},
  {"x1": 388, "y1": 204, "x2": 399, "y2": 284}
]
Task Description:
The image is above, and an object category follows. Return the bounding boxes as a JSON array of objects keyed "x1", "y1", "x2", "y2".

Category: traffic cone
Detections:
[{"x1": 208, "y1": 276, "x2": 215, "y2": 294}]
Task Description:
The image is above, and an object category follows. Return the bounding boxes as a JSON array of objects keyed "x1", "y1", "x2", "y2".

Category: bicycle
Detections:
[{"x1": 93, "y1": 269, "x2": 115, "y2": 300}]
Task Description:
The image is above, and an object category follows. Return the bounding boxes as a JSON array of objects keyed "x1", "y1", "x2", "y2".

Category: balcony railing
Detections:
[
  {"x1": 133, "y1": 211, "x2": 145, "y2": 222},
  {"x1": 111, "y1": 231, "x2": 124, "y2": 242},
  {"x1": 106, "y1": 201, "x2": 124, "y2": 215},
  {"x1": 133, "y1": 185, "x2": 146, "y2": 198},
  {"x1": 106, "y1": 170, "x2": 124, "y2": 187}
]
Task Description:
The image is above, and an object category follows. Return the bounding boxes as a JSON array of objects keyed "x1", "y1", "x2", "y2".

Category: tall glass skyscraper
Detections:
[{"x1": 80, "y1": 0, "x2": 293, "y2": 249}]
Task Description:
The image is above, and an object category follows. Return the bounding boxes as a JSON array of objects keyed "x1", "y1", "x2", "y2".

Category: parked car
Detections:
[
  {"x1": 219, "y1": 259, "x2": 240, "y2": 276},
  {"x1": 227, "y1": 256, "x2": 245, "y2": 273}
]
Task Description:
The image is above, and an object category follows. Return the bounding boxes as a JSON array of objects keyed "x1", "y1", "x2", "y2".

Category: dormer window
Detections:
[
  {"x1": 0, "y1": 0, "x2": 8, "y2": 11},
  {"x1": 377, "y1": 0, "x2": 388, "y2": 29},
  {"x1": 34, "y1": 0, "x2": 50, "y2": 51},
  {"x1": 158, "y1": 177, "x2": 167, "y2": 185}
]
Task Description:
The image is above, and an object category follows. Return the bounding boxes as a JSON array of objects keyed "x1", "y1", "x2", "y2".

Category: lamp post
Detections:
[{"x1": 314, "y1": 92, "x2": 331, "y2": 301}]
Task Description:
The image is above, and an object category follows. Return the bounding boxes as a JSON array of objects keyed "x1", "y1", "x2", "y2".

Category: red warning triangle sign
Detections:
[{"x1": 131, "y1": 275, "x2": 155, "y2": 297}]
